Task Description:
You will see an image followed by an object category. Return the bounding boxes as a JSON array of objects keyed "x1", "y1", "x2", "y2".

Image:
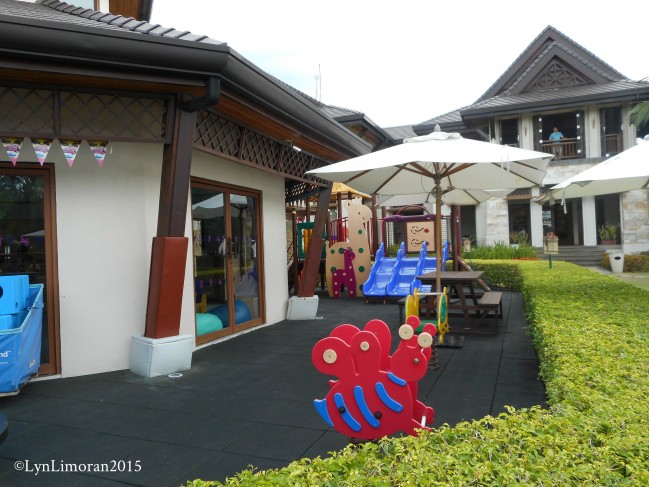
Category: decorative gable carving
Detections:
[{"x1": 524, "y1": 58, "x2": 593, "y2": 92}]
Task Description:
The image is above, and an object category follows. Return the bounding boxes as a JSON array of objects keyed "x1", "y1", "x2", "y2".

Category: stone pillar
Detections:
[
  {"x1": 520, "y1": 114, "x2": 534, "y2": 150},
  {"x1": 621, "y1": 190, "x2": 649, "y2": 253},
  {"x1": 530, "y1": 188, "x2": 543, "y2": 247},
  {"x1": 582, "y1": 196, "x2": 597, "y2": 246},
  {"x1": 484, "y1": 198, "x2": 509, "y2": 246},
  {"x1": 584, "y1": 105, "x2": 600, "y2": 159}
]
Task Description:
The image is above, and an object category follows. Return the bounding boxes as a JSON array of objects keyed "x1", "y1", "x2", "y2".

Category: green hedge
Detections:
[{"x1": 185, "y1": 261, "x2": 649, "y2": 486}]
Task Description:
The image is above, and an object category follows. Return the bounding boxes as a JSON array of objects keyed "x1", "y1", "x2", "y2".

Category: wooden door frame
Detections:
[
  {"x1": 191, "y1": 177, "x2": 265, "y2": 345},
  {"x1": 0, "y1": 162, "x2": 61, "y2": 375}
]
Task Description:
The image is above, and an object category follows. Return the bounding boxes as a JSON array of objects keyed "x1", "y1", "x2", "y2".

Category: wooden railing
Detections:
[
  {"x1": 602, "y1": 133, "x2": 622, "y2": 156},
  {"x1": 540, "y1": 138, "x2": 579, "y2": 160}
]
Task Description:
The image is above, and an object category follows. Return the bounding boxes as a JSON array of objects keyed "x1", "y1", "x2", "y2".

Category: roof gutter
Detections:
[{"x1": 0, "y1": 14, "x2": 230, "y2": 79}]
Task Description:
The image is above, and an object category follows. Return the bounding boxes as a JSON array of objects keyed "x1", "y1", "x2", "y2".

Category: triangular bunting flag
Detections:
[
  {"x1": 2, "y1": 137, "x2": 23, "y2": 165},
  {"x1": 60, "y1": 139, "x2": 81, "y2": 167},
  {"x1": 31, "y1": 138, "x2": 53, "y2": 166},
  {"x1": 88, "y1": 140, "x2": 108, "y2": 167}
]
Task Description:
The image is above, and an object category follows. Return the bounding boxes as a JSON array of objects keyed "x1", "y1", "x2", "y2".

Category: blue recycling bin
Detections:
[{"x1": 0, "y1": 276, "x2": 43, "y2": 395}]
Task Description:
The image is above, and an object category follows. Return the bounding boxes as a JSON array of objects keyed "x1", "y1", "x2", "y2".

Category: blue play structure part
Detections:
[
  {"x1": 208, "y1": 299, "x2": 251, "y2": 325},
  {"x1": 410, "y1": 241, "x2": 450, "y2": 294},
  {"x1": 196, "y1": 313, "x2": 223, "y2": 336},
  {"x1": 0, "y1": 282, "x2": 43, "y2": 394},
  {"x1": 385, "y1": 242, "x2": 430, "y2": 297},
  {"x1": 363, "y1": 241, "x2": 450, "y2": 298},
  {"x1": 361, "y1": 242, "x2": 405, "y2": 297}
]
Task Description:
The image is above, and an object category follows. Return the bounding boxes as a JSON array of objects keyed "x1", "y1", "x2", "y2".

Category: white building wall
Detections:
[
  {"x1": 49, "y1": 142, "x2": 162, "y2": 377},
  {"x1": 39, "y1": 141, "x2": 288, "y2": 377}
]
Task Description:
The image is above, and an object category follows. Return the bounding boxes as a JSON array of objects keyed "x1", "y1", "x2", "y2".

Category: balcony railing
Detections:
[
  {"x1": 540, "y1": 138, "x2": 579, "y2": 160},
  {"x1": 602, "y1": 133, "x2": 622, "y2": 156}
]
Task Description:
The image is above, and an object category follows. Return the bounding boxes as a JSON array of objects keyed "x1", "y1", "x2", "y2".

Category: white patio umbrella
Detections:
[
  {"x1": 377, "y1": 189, "x2": 512, "y2": 208},
  {"x1": 541, "y1": 135, "x2": 649, "y2": 203},
  {"x1": 307, "y1": 126, "x2": 552, "y2": 292}
]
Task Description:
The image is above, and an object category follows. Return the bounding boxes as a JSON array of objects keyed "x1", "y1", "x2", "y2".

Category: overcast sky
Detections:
[{"x1": 151, "y1": 0, "x2": 648, "y2": 129}]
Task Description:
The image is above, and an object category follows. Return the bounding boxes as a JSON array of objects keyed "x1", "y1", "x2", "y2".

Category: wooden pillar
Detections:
[
  {"x1": 299, "y1": 184, "x2": 332, "y2": 297},
  {"x1": 144, "y1": 104, "x2": 197, "y2": 339},
  {"x1": 291, "y1": 211, "x2": 299, "y2": 295},
  {"x1": 336, "y1": 193, "x2": 343, "y2": 242},
  {"x1": 305, "y1": 198, "x2": 311, "y2": 223},
  {"x1": 452, "y1": 205, "x2": 461, "y2": 271},
  {"x1": 371, "y1": 194, "x2": 379, "y2": 254}
]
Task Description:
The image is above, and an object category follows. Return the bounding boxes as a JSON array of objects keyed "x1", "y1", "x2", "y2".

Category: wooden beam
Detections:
[
  {"x1": 298, "y1": 185, "x2": 332, "y2": 297},
  {"x1": 144, "y1": 102, "x2": 196, "y2": 338},
  {"x1": 157, "y1": 103, "x2": 197, "y2": 236}
]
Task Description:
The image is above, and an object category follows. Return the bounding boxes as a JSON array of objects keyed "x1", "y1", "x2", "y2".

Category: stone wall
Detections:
[{"x1": 622, "y1": 190, "x2": 649, "y2": 253}]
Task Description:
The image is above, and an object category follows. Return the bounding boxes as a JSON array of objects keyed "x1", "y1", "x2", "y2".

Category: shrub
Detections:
[
  {"x1": 184, "y1": 261, "x2": 649, "y2": 486},
  {"x1": 601, "y1": 253, "x2": 649, "y2": 272},
  {"x1": 467, "y1": 241, "x2": 537, "y2": 260}
]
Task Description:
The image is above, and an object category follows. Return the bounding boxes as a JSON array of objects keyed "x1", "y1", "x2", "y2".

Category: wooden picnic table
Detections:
[{"x1": 416, "y1": 270, "x2": 500, "y2": 334}]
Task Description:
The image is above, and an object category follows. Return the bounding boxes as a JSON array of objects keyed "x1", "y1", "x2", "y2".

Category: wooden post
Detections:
[
  {"x1": 371, "y1": 194, "x2": 379, "y2": 255},
  {"x1": 452, "y1": 205, "x2": 461, "y2": 271},
  {"x1": 292, "y1": 211, "x2": 299, "y2": 295},
  {"x1": 336, "y1": 192, "x2": 343, "y2": 244},
  {"x1": 144, "y1": 103, "x2": 197, "y2": 339},
  {"x1": 299, "y1": 184, "x2": 333, "y2": 297}
]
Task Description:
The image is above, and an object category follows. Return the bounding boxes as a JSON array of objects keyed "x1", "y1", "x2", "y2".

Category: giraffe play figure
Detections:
[
  {"x1": 331, "y1": 247, "x2": 356, "y2": 298},
  {"x1": 326, "y1": 198, "x2": 372, "y2": 298}
]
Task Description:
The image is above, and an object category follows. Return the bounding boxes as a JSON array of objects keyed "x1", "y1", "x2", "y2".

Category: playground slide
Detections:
[
  {"x1": 385, "y1": 256, "x2": 421, "y2": 297},
  {"x1": 410, "y1": 241, "x2": 450, "y2": 294},
  {"x1": 385, "y1": 241, "x2": 432, "y2": 297},
  {"x1": 361, "y1": 242, "x2": 404, "y2": 297}
]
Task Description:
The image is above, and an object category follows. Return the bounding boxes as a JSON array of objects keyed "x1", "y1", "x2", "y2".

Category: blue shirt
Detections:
[{"x1": 549, "y1": 131, "x2": 563, "y2": 141}]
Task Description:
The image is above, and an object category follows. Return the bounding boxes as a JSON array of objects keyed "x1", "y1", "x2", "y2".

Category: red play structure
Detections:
[{"x1": 312, "y1": 316, "x2": 437, "y2": 440}]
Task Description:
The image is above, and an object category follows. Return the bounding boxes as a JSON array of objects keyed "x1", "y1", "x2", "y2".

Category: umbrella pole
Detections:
[{"x1": 434, "y1": 180, "x2": 442, "y2": 293}]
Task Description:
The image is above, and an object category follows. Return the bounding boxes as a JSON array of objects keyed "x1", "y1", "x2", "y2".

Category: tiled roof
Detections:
[
  {"x1": 477, "y1": 25, "x2": 625, "y2": 102},
  {"x1": 417, "y1": 108, "x2": 464, "y2": 127},
  {"x1": 503, "y1": 41, "x2": 618, "y2": 96},
  {"x1": 463, "y1": 79, "x2": 649, "y2": 115},
  {"x1": 0, "y1": 0, "x2": 225, "y2": 45},
  {"x1": 383, "y1": 125, "x2": 416, "y2": 140}
]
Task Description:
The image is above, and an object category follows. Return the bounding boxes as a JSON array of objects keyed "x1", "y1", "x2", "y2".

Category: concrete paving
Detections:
[{"x1": 0, "y1": 291, "x2": 546, "y2": 487}]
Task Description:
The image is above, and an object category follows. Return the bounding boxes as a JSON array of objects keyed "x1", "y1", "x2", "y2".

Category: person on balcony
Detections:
[{"x1": 549, "y1": 126, "x2": 564, "y2": 157}]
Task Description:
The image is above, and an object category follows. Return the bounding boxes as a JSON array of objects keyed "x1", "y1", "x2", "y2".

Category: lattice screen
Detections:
[
  {"x1": 0, "y1": 85, "x2": 168, "y2": 141},
  {"x1": 195, "y1": 110, "x2": 331, "y2": 199}
]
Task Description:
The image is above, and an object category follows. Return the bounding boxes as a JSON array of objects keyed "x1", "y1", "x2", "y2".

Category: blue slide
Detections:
[
  {"x1": 410, "y1": 241, "x2": 450, "y2": 294},
  {"x1": 361, "y1": 242, "x2": 404, "y2": 297},
  {"x1": 385, "y1": 243, "x2": 428, "y2": 297}
]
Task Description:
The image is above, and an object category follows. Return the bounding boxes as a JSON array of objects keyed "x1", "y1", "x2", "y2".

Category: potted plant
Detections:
[{"x1": 598, "y1": 223, "x2": 618, "y2": 245}]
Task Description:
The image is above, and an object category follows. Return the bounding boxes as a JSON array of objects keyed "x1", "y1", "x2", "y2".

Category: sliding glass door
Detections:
[
  {"x1": 0, "y1": 164, "x2": 59, "y2": 375},
  {"x1": 191, "y1": 179, "x2": 263, "y2": 343}
]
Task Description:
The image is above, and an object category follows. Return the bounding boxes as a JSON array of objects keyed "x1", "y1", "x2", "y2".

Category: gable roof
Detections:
[
  {"x1": 415, "y1": 25, "x2": 649, "y2": 133},
  {"x1": 477, "y1": 25, "x2": 626, "y2": 102}
]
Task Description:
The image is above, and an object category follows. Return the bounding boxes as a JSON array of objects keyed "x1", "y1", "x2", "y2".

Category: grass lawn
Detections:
[{"x1": 613, "y1": 273, "x2": 649, "y2": 291}]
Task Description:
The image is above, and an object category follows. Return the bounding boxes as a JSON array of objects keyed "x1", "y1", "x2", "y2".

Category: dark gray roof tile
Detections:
[
  {"x1": 16, "y1": 0, "x2": 228, "y2": 45},
  {"x1": 463, "y1": 79, "x2": 649, "y2": 115}
]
